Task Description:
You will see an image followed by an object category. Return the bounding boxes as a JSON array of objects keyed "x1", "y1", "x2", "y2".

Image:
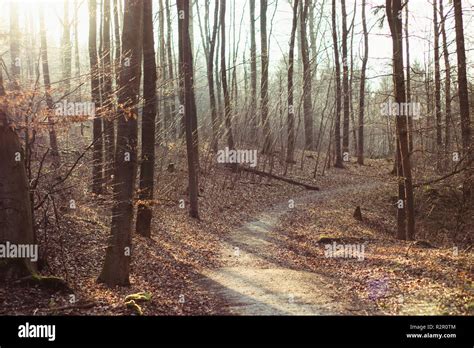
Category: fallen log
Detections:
[
  {"x1": 237, "y1": 166, "x2": 319, "y2": 190},
  {"x1": 41, "y1": 302, "x2": 97, "y2": 313}
]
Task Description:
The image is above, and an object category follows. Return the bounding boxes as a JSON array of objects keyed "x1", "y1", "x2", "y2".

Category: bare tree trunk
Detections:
[
  {"x1": 395, "y1": 142, "x2": 406, "y2": 239},
  {"x1": 286, "y1": 0, "x2": 299, "y2": 164},
  {"x1": 39, "y1": 6, "x2": 61, "y2": 169},
  {"x1": 249, "y1": 0, "x2": 258, "y2": 143},
  {"x1": 158, "y1": 0, "x2": 168, "y2": 143},
  {"x1": 136, "y1": 0, "x2": 157, "y2": 237},
  {"x1": 260, "y1": 0, "x2": 271, "y2": 154},
  {"x1": 102, "y1": 0, "x2": 115, "y2": 186},
  {"x1": 386, "y1": 0, "x2": 416, "y2": 240},
  {"x1": 300, "y1": 0, "x2": 314, "y2": 150},
  {"x1": 113, "y1": 0, "x2": 121, "y2": 84},
  {"x1": 308, "y1": 0, "x2": 316, "y2": 79},
  {"x1": 349, "y1": 0, "x2": 357, "y2": 155},
  {"x1": 453, "y1": 0, "x2": 472, "y2": 198},
  {"x1": 188, "y1": 2, "x2": 199, "y2": 167},
  {"x1": 433, "y1": 0, "x2": 442, "y2": 170},
  {"x1": 205, "y1": 0, "x2": 219, "y2": 152},
  {"x1": 215, "y1": 28, "x2": 223, "y2": 130},
  {"x1": 165, "y1": 0, "x2": 176, "y2": 140},
  {"x1": 74, "y1": 0, "x2": 82, "y2": 102},
  {"x1": 177, "y1": 0, "x2": 199, "y2": 219},
  {"x1": 88, "y1": 0, "x2": 104, "y2": 194},
  {"x1": 357, "y1": 0, "x2": 368, "y2": 165},
  {"x1": 332, "y1": 0, "x2": 343, "y2": 167},
  {"x1": 341, "y1": 0, "x2": 350, "y2": 157},
  {"x1": 98, "y1": 0, "x2": 143, "y2": 286},
  {"x1": 62, "y1": 0, "x2": 72, "y2": 95},
  {"x1": 220, "y1": 0, "x2": 235, "y2": 151},
  {"x1": 405, "y1": 2, "x2": 413, "y2": 153},
  {"x1": 439, "y1": 0, "x2": 451, "y2": 158}
]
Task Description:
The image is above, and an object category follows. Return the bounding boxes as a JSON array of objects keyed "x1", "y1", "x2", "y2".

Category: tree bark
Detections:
[
  {"x1": 286, "y1": 0, "x2": 299, "y2": 164},
  {"x1": 249, "y1": 0, "x2": 258, "y2": 143},
  {"x1": 0, "y1": 75, "x2": 36, "y2": 280},
  {"x1": 300, "y1": 0, "x2": 314, "y2": 150},
  {"x1": 39, "y1": 6, "x2": 61, "y2": 169},
  {"x1": 453, "y1": 0, "x2": 472, "y2": 198},
  {"x1": 158, "y1": 0, "x2": 168, "y2": 143},
  {"x1": 332, "y1": 0, "x2": 343, "y2": 167},
  {"x1": 102, "y1": 0, "x2": 115, "y2": 186},
  {"x1": 386, "y1": 0, "x2": 416, "y2": 240},
  {"x1": 177, "y1": 0, "x2": 200, "y2": 219},
  {"x1": 341, "y1": 0, "x2": 350, "y2": 157},
  {"x1": 207, "y1": 0, "x2": 220, "y2": 152},
  {"x1": 357, "y1": 0, "x2": 368, "y2": 165},
  {"x1": 98, "y1": 0, "x2": 143, "y2": 286},
  {"x1": 220, "y1": 0, "x2": 235, "y2": 152},
  {"x1": 433, "y1": 0, "x2": 442, "y2": 170},
  {"x1": 88, "y1": 0, "x2": 104, "y2": 194},
  {"x1": 260, "y1": 0, "x2": 271, "y2": 154},
  {"x1": 62, "y1": 0, "x2": 72, "y2": 95},
  {"x1": 113, "y1": 0, "x2": 121, "y2": 84},
  {"x1": 165, "y1": 0, "x2": 176, "y2": 140},
  {"x1": 405, "y1": 2, "x2": 413, "y2": 153},
  {"x1": 439, "y1": 0, "x2": 451, "y2": 158},
  {"x1": 74, "y1": 0, "x2": 82, "y2": 102},
  {"x1": 136, "y1": 0, "x2": 157, "y2": 237}
]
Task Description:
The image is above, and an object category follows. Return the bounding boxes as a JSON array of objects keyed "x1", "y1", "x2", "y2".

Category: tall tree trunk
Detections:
[
  {"x1": 215, "y1": 25, "x2": 223, "y2": 131},
  {"x1": 165, "y1": 0, "x2": 176, "y2": 140},
  {"x1": 188, "y1": 2, "x2": 199, "y2": 167},
  {"x1": 74, "y1": 0, "x2": 82, "y2": 102},
  {"x1": 349, "y1": 0, "x2": 357, "y2": 155},
  {"x1": 308, "y1": 0, "x2": 316, "y2": 80},
  {"x1": 220, "y1": 0, "x2": 235, "y2": 151},
  {"x1": 433, "y1": 0, "x2": 442, "y2": 170},
  {"x1": 207, "y1": 0, "x2": 219, "y2": 152},
  {"x1": 386, "y1": 0, "x2": 416, "y2": 240},
  {"x1": 341, "y1": 0, "x2": 350, "y2": 157},
  {"x1": 332, "y1": 0, "x2": 343, "y2": 167},
  {"x1": 249, "y1": 0, "x2": 258, "y2": 143},
  {"x1": 453, "y1": 0, "x2": 472, "y2": 198},
  {"x1": 88, "y1": 0, "x2": 104, "y2": 194},
  {"x1": 158, "y1": 0, "x2": 168, "y2": 143},
  {"x1": 62, "y1": 0, "x2": 72, "y2": 95},
  {"x1": 113, "y1": 0, "x2": 121, "y2": 84},
  {"x1": 300, "y1": 0, "x2": 314, "y2": 150},
  {"x1": 357, "y1": 0, "x2": 368, "y2": 165},
  {"x1": 39, "y1": 7, "x2": 61, "y2": 169},
  {"x1": 102, "y1": 0, "x2": 115, "y2": 186},
  {"x1": 439, "y1": 0, "x2": 451, "y2": 158},
  {"x1": 260, "y1": 0, "x2": 271, "y2": 154},
  {"x1": 136, "y1": 0, "x2": 157, "y2": 237},
  {"x1": 177, "y1": 0, "x2": 199, "y2": 219},
  {"x1": 405, "y1": 2, "x2": 413, "y2": 153},
  {"x1": 286, "y1": 0, "x2": 299, "y2": 164},
  {"x1": 98, "y1": 0, "x2": 143, "y2": 286}
]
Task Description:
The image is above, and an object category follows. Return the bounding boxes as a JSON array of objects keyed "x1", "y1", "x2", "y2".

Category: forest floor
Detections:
[{"x1": 0, "y1": 149, "x2": 472, "y2": 315}]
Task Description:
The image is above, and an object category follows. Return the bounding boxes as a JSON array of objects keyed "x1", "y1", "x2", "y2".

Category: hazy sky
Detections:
[{"x1": 1, "y1": 0, "x2": 473, "y2": 90}]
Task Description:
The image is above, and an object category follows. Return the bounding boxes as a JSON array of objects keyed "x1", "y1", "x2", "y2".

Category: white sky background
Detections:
[{"x1": 0, "y1": 0, "x2": 473, "y2": 90}]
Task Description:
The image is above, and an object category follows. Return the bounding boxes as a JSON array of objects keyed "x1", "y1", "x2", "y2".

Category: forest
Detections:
[{"x1": 0, "y1": 0, "x2": 472, "y2": 317}]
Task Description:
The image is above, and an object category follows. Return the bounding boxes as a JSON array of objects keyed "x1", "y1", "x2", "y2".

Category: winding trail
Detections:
[{"x1": 200, "y1": 183, "x2": 378, "y2": 315}]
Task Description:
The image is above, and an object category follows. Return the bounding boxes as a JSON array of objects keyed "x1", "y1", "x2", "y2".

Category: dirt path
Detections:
[{"x1": 200, "y1": 183, "x2": 378, "y2": 315}]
